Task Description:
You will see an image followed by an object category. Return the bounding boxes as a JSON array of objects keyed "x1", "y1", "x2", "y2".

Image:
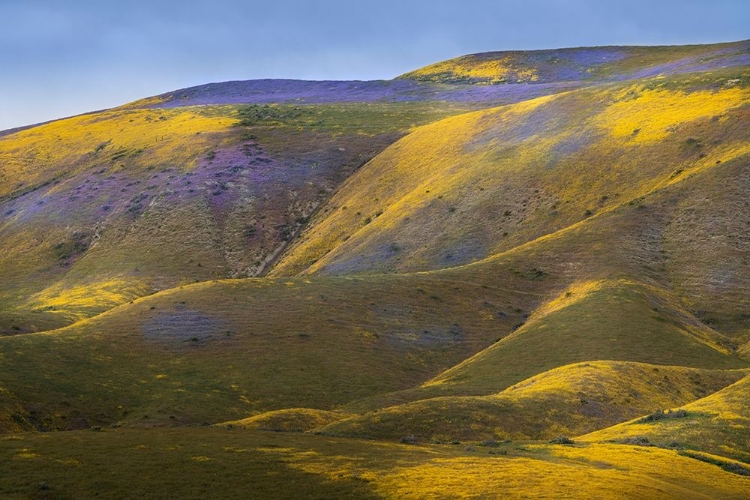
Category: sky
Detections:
[{"x1": 1, "y1": 0, "x2": 749, "y2": 130}]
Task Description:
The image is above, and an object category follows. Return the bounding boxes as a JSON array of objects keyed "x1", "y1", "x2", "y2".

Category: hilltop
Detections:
[{"x1": 399, "y1": 40, "x2": 750, "y2": 84}]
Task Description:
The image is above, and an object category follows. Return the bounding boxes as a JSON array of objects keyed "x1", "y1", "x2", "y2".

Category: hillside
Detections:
[
  {"x1": 319, "y1": 363, "x2": 746, "y2": 442},
  {"x1": 0, "y1": 102, "x2": 475, "y2": 334},
  {"x1": 271, "y1": 69, "x2": 750, "y2": 277},
  {"x1": 1, "y1": 40, "x2": 750, "y2": 498},
  {"x1": 581, "y1": 373, "x2": 750, "y2": 463}
]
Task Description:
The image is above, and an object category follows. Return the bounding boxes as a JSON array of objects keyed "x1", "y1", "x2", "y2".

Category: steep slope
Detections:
[
  {"x1": 582, "y1": 373, "x2": 750, "y2": 463},
  {"x1": 0, "y1": 102, "x2": 471, "y2": 333},
  {"x1": 318, "y1": 362, "x2": 746, "y2": 441},
  {"x1": 4, "y1": 125, "x2": 750, "y2": 432},
  {"x1": 4, "y1": 44, "x2": 749, "y2": 337},
  {"x1": 271, "y1": 68, "x2": 750, "y2": 276},
  {"x1": 400, "y1": 40, "x2": 750, "y2": 84}
]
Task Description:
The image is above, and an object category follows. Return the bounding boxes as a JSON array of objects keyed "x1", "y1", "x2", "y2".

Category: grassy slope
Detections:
[
  {"x1": 0, "y1": 428, "x2": 748, "y2": 499},
  {"x1": 2, "y1": 42, "x2": 750, "y2": 498},
  {"x1": 399, "y1": 39, "x2": 750, "y2": 84},
  {"x1": 1, "y1": 200, "x2": 747, "y2": 434},
  {"x1": 320, "y1": 276, "x2": 747, "y2": 437},
  {"x1": 0, "y1": 271, "x2": 538, "y2": 432},
  {"x1": 421, "y1": 279, "x2": 739, "y2": 393},
  {"x1": 581, "y1": 373, "x2": 750, "y2": 463},
  {"x1": 271, "y1": 69, "x2": 750, "y2": 277},
  {"x1": 0, "y1": 102, "x2": 471, "y2": 334},
  {"x1": 318, "y1": 362, "x2": 747, "y2": 442},
  {"x1": 219, "y1": 408, "x2": 349, "y2": 432},
  {"x1": 326, "y1": 147, "x2": 750, "y2": 414},
  {"x1": 3, "y1": 119, "x2": 750, "y2": 435}
]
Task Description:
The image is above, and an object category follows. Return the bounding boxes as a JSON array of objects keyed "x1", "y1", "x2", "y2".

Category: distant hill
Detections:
[{"x1": 399, "y1": 40, "x2": 750, "y2": 84}]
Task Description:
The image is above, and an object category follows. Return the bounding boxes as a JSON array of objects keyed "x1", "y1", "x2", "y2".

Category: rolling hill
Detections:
[
  {"x1": 1, "y1": 40, "x2": 749, "y2": 498},
  {"x1": 399, "y1": 40, "x2": 750, "y2": 84}
]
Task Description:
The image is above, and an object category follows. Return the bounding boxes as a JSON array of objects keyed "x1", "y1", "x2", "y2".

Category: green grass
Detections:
[
  {"x1": 0, "y1": 271, "x2": 536, "y2": 431},
  {"x1": 1, "y1": 428, "x2": 748, "y2": 499},
  {"x1": 271, "y1": 69, "x2": 750, "y2": 277},
  {"x1": 581, "y1": 374, "x2": 750, "y2": 463},
  {"x1": 2, "y1": 41, "x2": 750, "y2": 498},
  {"x1": 318, "y1": 362, "x2": 747, "y2": 442},
  {"x1": 0, "y1": 102, "x2": 473, "y2": 332},
  {"x1": 233, "y1": 102, "x2": 475, "y2": 133},
  {"x1": 342, "y1": 279, "x2": 746, "y2": 412}
]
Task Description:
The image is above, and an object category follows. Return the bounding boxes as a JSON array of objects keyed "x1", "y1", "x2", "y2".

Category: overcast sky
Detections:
[{"x1": 1, "y1": 0, "x2": 748, "y2": 130}]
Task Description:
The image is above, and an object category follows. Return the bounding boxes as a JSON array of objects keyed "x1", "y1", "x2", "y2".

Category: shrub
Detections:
[
  {"x1": 639, "y1": 409, "x2": 688, "y2": 423},
  {"x1": 400, "y1": 435, "x2": 418, "y2": 445},
  {"x1": 679, "y1": 450, "x2": 750, "y2": 476},
  {"x1": 620, "y1": 436, "x2": 652, "y2": 446},
  {"x1": 549, "y1": 436, "x2": 574, "y2": 445}
]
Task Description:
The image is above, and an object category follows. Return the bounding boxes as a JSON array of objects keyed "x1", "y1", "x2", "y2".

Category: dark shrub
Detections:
[
  {"x1": 620, "y1": 436, "x2": 652, "y2": 446},
  {"x1": 549, "y1": 436, "x2": 574, "y2": 445},
  {"x1": 639, "y1": 409, "x2": 688, "y2": 423},
  {"x1": 400, "y1": 435, "x2": 418, "y2": 445}
]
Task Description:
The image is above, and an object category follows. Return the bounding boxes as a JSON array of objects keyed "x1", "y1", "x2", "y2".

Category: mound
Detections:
[
  {"x1": 343, "y1": 278, "x2": 745, "y2": 413},
  {"x1": 220, "y1": 408, "x2": 348, "y2": 432},
  {"x1": 0, "y1": 267, "x2": 542, "y2": 430},
  {"x1": 319, "y1": 363, "x2": 746, "y2": 442},
  {"x1": 581, "y1": 374, "x2": 750, "y2": 463}
]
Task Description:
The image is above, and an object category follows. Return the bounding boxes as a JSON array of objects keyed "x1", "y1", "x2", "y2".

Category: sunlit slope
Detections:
[
  {"x1": 582, "y1": 373, "x2": 750, "y2": 463},
  {"x1": 0, "y1": 269, "x2": 541, "y2": 432},
  {"x1": 400, "y1": 39, "x2": 750, "y2": 84},
  {"x1": 340, "y1": 278, "x2": 746, "y2": 413},
  {"x1": 0, "y1": 102, "x2": 467, "y2": 333},
  {"x1": 425, "y1": 280, "x2": 739, "y2": 390},
  {"x1": 1, "y1": 428, "x2": 748, "y2": 499},
  {"x1": 4, "y1": 133, "x2": 747, "y2": 432},
  {"x1": 318, "y1": 362, "x2": 746, "y2": 442},
  {"x1": 271, "y1": 69, "x2": 750, "y2": 277},
  {"x1": 219, "y1": 408, "x2": 349, "y2": 432}
]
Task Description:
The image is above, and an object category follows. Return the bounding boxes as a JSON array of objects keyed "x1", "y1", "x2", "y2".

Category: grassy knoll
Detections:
[
  {"x1": 319, "y1": 362, "x2": 747, "y2": 442},
  {"x1": 581, "y1": 373, "x2": 750, "y2": 463}
]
